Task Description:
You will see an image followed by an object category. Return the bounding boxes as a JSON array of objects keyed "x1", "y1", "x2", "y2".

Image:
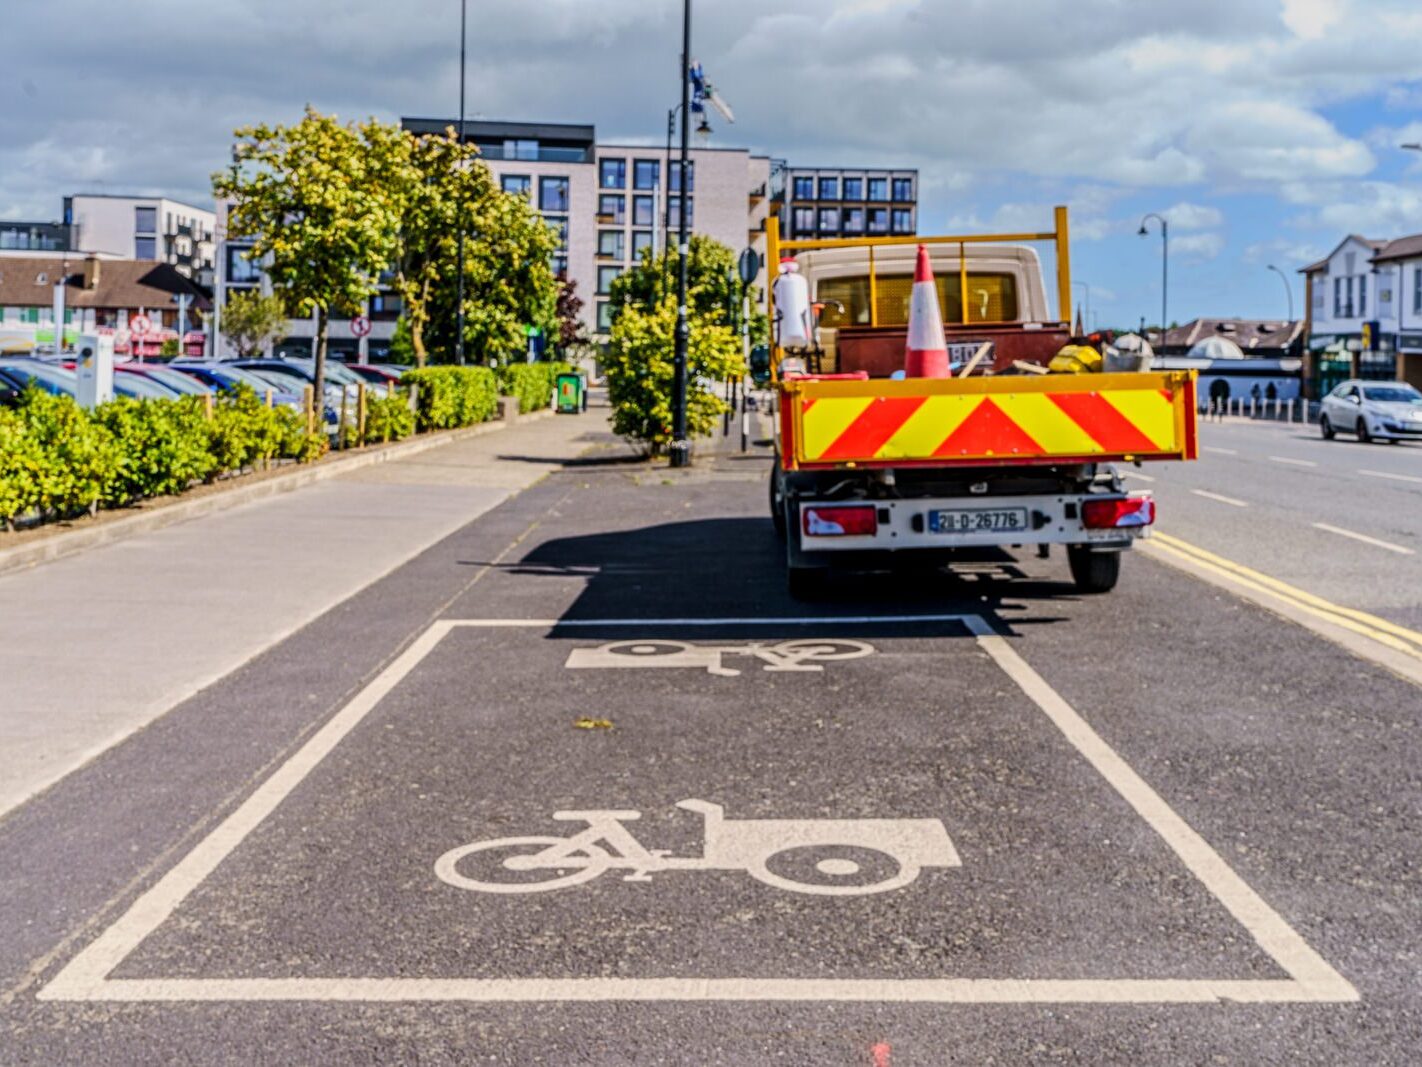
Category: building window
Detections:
[
  {"x1": 668, "y1": 196, "x2": 693, "y2": 228},
  {"x1": 867, "y1": 177, "x2": 888, "y2": 201},
  {"x1": 226, "y1": 244, "x2": 263, "y2": 283},
  {"x1": 501, "y1": 175, "x2": 531, "y2": 199},
  {"x1": 843, "y1": 177, "x2": 863, "y2": 200},
  {"x1": 135, "y1": 236, "x2": 157, "y2": 260},
  {"x1": 1359, "y1": 273, "x2": 1367, "y2": 318},
  {"x1": 793, "y1": 175, "x2": 814, "y2": 199},
  {"x1": 597, "y1": 265, "x2": 621, "y2": 294},
  {"x1": 891, "y1": 208, "x2": 913, "y2": 234},
  {"x1": 1414, "y1": 267, "x2": 1422, "y2": 314},
  {"x1": 818, "y1": 177, "x2": 838, "y2": 200},
  {"x1": 843, "y1": 207, "x2": 865, "y2": 233},
  {"x1": 598, "y1": 194, "x2": 625, "y2": 224},
  {"x1": 539, "y1": 177, "x2": 570, "y2": 212},
  {"x1": 370, "y1": 292, "x2": 403, "y2": 319},
  {"x1": 598, "y1": 229, "x2": 625, "y2": 260},
  {"x1": 868, "y1": 207, "x2": 889, "y2": 233},
  {"x1": 634, "y1": 159, "x2": 660, "y2": 190},
  {"x1": 504, "y1": 139, "x2": 538, "y2": 160},
  {"x1": 632, "y1": 230, "x2": 654, "y2": 258},
  {"x1": 596, "y1": 300, "x2": 614, "y2": 331},
  {"x1": 817, "y1": 207, "x2": 840, "y2": 232},
  {"x1": 135, "y1": 206, "x2": 156, "y2": 234},
  {"x1": 600, "y1": 158, "x2": 626, "y2": 189},
  {"x1": 552, "y1": 255, "x2": 568, "y2": 278},
  {"x1": 545, "y1": 216, "x2": 569, "y2": 253},
  {"x1": 892, "y1": 177, "x2": 914, "y2": 201},
  {"x1": 633, "y1": 195, "x2": 655, "y2": 227},
  {"x1": 670, "y1": 160, "x2": 695, "y2": 193},
  {"x1": 792, "y1": 207, "x2": 815, "y2": 235}
]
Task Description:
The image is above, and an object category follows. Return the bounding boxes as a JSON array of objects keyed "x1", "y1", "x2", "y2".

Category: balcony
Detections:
[{"x1": 477, "y1": 144, "x2": 591, "y2": 164}]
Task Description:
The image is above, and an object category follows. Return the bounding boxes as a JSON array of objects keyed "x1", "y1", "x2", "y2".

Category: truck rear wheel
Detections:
[
  {"x1": 1067, "y1": 546, "x2": 1120, "y2": 594},
  {"x1": 770, "y1": 464, "x2": 787, "y2": 539}
]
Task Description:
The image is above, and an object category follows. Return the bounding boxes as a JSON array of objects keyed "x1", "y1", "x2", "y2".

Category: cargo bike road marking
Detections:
[{"x1": 41, "y1": 615, "x2": 1356, "y2": 1005}]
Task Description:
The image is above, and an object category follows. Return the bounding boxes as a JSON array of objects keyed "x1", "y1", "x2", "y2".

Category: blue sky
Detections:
[{"x1": 3, "y1": 0, "x2": 1421, "y2": 329}]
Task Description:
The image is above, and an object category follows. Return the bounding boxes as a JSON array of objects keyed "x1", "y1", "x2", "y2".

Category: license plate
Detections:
[
  {"x1": 947, "y1": 342, "x2": 987, "y2": 362},
  {"x1": 929, "y1": 507, "x2": 1029, "y2": 534}
]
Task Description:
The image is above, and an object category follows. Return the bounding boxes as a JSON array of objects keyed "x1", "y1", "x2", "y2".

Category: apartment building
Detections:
[
  {"x1": 401, "y1": 118, "x2": 772, "y2": 338},
  {"x1": 780, "y1": 166, "x2": 918, "y2": 241},
  {"x1": 62, "y1": 194, "x2": 216, "y2": 285}
]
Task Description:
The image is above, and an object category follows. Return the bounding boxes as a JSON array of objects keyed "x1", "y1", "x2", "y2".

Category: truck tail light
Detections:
[
  {"x1": 1083, "y1": 496, "x2": 1155, "y2": 529},
  {"x1": 803, "y1": 505, "x2": 877, "y2": 537}
]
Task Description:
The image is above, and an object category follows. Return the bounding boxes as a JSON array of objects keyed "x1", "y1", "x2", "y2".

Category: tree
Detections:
[
  {"x1": 213, "y1": 106, "x2": 406, "y2": 404},
  {"x1": 610, "y1": 235, "x2": 745, "y2": 325},
  {"x1": 220, "y1": 289, "x2": 287, "y2": 358},
  {"x1": 554, "y1": 276, "x2": 591, "y2": 357}
]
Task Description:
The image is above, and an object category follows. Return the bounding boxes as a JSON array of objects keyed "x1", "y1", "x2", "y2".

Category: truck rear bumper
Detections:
[{"x1": 796, "y1": 492, "x2": 1151, "y2": 553}]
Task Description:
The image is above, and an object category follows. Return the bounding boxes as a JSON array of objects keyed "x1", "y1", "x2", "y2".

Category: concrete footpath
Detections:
[{"x1": 0, "y1": 406, "x2": 609, "y2": 818}]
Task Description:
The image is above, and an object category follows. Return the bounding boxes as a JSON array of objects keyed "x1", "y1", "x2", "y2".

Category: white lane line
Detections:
[
  {"x1": 1359, "y1": 469, "x2": 1422, "y2": 485},
  {"x1": 41, "y1": 613, "x2": 1357, "y2": 1005},
  {"x1": 1203, "y1": 446, "x2": 1237, "y2": 455},
  {"x1": 1269, "y1": 456, "x2": 1317, "y2": 468},
  {"x1": 1121, "y1": 470, "x2": 1156, "y2": 483},
  {"x1": 1312, "y1": 522, "x2": 1415, "y2": 556},
  {"x1": 1190, "y1": 490, "x2": 1249, "y2": 508}
]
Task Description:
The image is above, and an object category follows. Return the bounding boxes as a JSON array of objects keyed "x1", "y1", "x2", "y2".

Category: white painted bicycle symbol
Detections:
[
  {"x1": 564, "y1": 638, "x2": 875, "y2": 677},
  {"x1": 434, "y1": 799, "x2": 960, "y2": 897}
]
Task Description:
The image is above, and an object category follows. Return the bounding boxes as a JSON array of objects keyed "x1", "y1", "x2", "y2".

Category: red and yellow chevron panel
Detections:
[{"x1": 783, "y1": 371, "x2": 1197, "y2": 469}]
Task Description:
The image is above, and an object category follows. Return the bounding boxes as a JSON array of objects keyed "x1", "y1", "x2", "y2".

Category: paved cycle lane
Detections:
[{"x1": 6, "y1": 450, "x2": 1418, "y2": 1064}]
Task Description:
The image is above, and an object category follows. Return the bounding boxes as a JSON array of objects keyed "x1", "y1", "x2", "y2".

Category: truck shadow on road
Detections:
[{"x1": 504, "y1": 517, "x2": 1077, "y2": 636}]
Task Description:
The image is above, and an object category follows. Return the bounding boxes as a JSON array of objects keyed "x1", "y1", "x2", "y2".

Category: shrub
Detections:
[
  {"x1": 208, "y1": 385, "x2": 288, "y2": 471},
  {"x1": 362, "y1": 389, "x2": 416, "y2": 443},
  {"x1": 15, "y1": 389, "x2": 121, "y2": 519},
  {"x1": 96, "y1": 396, "x2": 217, "y2": 504},
  {"x1": 401, "y1": 366, "x2": 499, "y2": 431},
  {"x1": 498, "y1": 362, "x2": 571, "y2": 414}
]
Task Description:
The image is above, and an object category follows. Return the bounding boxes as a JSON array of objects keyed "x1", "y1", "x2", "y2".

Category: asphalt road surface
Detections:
[{"x1": 2, "y1": 428, "x2": 1419, "y2": 1064}]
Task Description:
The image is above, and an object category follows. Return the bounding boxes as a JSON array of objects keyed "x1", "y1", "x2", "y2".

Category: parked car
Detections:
[
  {"x1": 0, "y1": 358, "x2": 161, "y2": 401},
  {"x1": 1320, "y1": 380, "x2": 1422, "y2": 443},
  {"x1": 170, "y1": 362, "x2": 303, "y2": 408},
  {"x1": 119, "y1": 364, "x2": 214, "y2": 397},
  {"x1": 345, "y1": 363, "x2": 404, "y2": 386}
]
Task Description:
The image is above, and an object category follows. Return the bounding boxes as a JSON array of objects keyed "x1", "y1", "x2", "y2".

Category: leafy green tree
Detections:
[
  {"x1": 610, "y1": 235, "x2": 746, "y2": 325},
  {"x1": 220, "y1": 289, "x2": 287, "y2": 358},
  {"x1": 214, "y1": 107, "x2": 406, "y2": 404}
]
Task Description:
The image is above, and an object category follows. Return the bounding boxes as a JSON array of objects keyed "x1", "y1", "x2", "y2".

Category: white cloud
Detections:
[
  {"x1": 1172, "y1": 233, "x2": 1227, "y2": 261},
  {"x1": 1164, "y1": 202, "x2": 1225, "y2": 230},
  {"x1": 1281, "y1": 0, "x2": 1344, "y2": 40},
  {"x1": 1284, "y1": 181, "x2": 1422, "y2": 235}
]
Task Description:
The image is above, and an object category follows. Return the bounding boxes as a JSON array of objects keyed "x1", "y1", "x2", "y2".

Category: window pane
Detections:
[
  {"x1": 634, "y1": 159, "x2": 660, "y2": 190},
  {"x1": 793, "y1": 207, "x2": 814, "y2": 233},
  {"x1": 135, "y1": 236, "x2": 157, "y2": 259},
  {"x1": 552, "y1": 255, "x2": 568, "y2": 278},
  {"x1": 135, "y1": 206, "x2": 156, "y2": 233},
  {"x1": 817, "y1": 207, "x2": 839, "y2": 231},
  {"x1": 539, "y1": 177, "x2": 569, "y2": 212},
  {"x1": 596, "y1": 301, "x2": 614, "y2": 331},
  {"x1": 843, "y1": 177, "x2": 863, "y2": 200},
  {"x1": 669, "y1": 196, "x2": 693, "y2": 228},
  {"x1": 598, "y1": 194, "x2": 625, "y2": 224},
  {"x1": 867, "y1": 178, "x2": 888, "y2": 201},
  {"x1": 599, "y1": 158, "x2": 626, "y2": 189},
  {"x1": 598, "y1": 230, "x2": 625, "y2": 259},
  {"x1": 501, "y1": 175, "x2": 531, "y2": 199},
  {"x1": 892, "y1": 177, "x2": 914, "y2": 201},
  {"x1": 670, "y1": 160, "x2": 695, "y2": 192},
  {"x1": 632, "y1": 230, "x2": 654, "y2": 258},
  {"x1": 843, "y1": 208, "x2": 864, "y2": 233},
  {"x1": 891, "y1": 208, "x2": 913, "y2": 233},
  {"x1": 793, "y1": 176, "x2": 813, "y2": 199},
  {"x1": 225, "y1": 245, "x2": 263, "y2": 283},
  {"x1": 633, "y1": 195, "x2": 655, "y2": 227},
  {"x1": 867, "y1": 208, "x2": 888, "y2": 233},
  {"x1": 545, "y1": 216, "x2": 568, "y2": 252},
  {"x1": 597, "y1": 266, "x2": 621, "y2": 294},
  {"x1": 818, "y1": 177, "x2": 838, "y2": 200}
]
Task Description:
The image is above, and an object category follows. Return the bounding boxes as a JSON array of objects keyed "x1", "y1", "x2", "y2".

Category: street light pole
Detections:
[
  {"x1": 669, "y1": 0, "x2": 692, "y2": 468},
  {"x1": 1266, "y1": 264, "x2": 1294, "y2": 322},
  {"x1": 454, "y1": 0, "x2": 468, "y2": 365},
  {"x1": 1139, "y1": 213, "x2": 1168, "y2": 343}
]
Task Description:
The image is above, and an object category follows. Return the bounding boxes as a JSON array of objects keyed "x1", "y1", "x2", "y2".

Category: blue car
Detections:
[{"x1": 170, "y1": 362, "x2": 303, "y2": 408}]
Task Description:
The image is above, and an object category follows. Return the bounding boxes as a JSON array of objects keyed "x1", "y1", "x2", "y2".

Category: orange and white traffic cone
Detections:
[{"x1": 904, "y1": 244, "x2": 950, "y2": 378}]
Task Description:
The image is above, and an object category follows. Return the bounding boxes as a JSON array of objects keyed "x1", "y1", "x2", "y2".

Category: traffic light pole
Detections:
[{"x1": 669, "y1": 0, "x2": 692, "y2": 468}]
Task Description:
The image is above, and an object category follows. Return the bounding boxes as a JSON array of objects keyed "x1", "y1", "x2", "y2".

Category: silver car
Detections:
[{"x1": 1319, "y1": 380, "x2": 1422, "y2": 443}]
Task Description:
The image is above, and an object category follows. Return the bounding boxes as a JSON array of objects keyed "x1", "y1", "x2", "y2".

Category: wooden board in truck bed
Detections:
[{"x1": 779, "y1": 370, "x2": 1198, "y2": 470}]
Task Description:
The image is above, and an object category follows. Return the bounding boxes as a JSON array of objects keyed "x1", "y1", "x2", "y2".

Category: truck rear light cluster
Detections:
[
  {"x1": 1082, "y1": 496, "x2": 1155, "y2": 529},
  {"x1": 803, "y1": 505, "x2": 878, "y2": 537}
]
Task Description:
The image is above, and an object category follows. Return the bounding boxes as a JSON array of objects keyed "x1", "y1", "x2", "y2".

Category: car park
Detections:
[
  {"x1": 119, "y1": 364, "x2": 214, "y2": 397},
  {"x1": 170, "y1": 363, "x2": 304, "y2": 408},
  {"x1": 1319, "y1": 379, "x2": 1422, "y2": 442}
]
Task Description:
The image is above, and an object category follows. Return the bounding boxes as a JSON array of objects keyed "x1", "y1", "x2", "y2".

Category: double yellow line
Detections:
[{"x1": 1146, "y1": 532, "x2": 1422, "y2": 663}]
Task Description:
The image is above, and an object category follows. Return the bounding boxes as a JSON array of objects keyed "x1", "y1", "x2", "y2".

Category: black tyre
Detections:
[
  {"x1": 1067, "y1": 546, "x2": 1120, "y2": 594},
  {"x1": 787, "y1": 566, "x2": 828, "y2": 600},
  {"x1": 1320, "y1": 414, "x2": 1334, "y2": 440},
  {"x1": 770, "y1": 464, "x2": 787, "y2": 539},
  {"x1": 1357, "y1": 418, "x2": 1372, "y2": 443}
]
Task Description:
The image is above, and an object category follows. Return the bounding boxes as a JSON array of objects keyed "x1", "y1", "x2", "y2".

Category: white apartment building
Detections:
[
  {"x1": 1301, "y1": 233, "x2": 1422, "y2": 392},
  {"x1": 63, "y1": 194, "x2": 216, "y2": 285}
]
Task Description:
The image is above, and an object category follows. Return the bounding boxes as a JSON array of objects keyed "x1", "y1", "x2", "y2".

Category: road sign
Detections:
[
  {"x1": 350, "y1": 315, "x2": 371, "y2": 338},
  {"x1": 129, "y1": 314, "x2": 152, "y2": 335},
  {"x1": 738, "y1": 247, "x2": 759, "y2": 287}
]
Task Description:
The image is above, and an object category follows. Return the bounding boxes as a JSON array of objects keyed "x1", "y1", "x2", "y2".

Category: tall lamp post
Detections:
[
  {"x1": 669, "y1": 0, "x2": 692, "y2": 467},
  {"x1": 454, "y1": 0, "x2": 468, "y2": 365},
  {"x1": 1266, "y1": 264, "x2": 1294, "y2": 322},
  {"x1": 1138, "y1": 212, "x2": 1168, "y2": 344}
]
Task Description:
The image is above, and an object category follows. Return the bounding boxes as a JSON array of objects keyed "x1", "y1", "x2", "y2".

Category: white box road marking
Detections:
[
  {"x1": 1191, "y1": 489, "x2": 1250, "y2": 508},
  {"x1": 1358, "y1": 469, "x2": 1422, "y2": 486},
  {"x1": 1269, "y1": 456, "x2": 1317, "y2": 468},
  {"x1": 1312, "y1": 522, "x2": 1414, "y2": 556},
  {"x1": 41, "y1": 616, "x2": 1357, "y2": 1005}
]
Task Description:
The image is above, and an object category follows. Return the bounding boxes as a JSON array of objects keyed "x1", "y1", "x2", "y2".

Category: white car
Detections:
[{"x1": 1319, "y1": 380, "x2": 1422, "y2": 443}]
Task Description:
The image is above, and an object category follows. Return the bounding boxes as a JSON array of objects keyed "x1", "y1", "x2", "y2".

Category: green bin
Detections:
[{"x1": 556, "y1": 372, "x2": 583, "y2": 414}]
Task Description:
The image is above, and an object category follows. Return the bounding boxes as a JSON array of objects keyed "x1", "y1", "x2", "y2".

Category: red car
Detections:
[{"x1": 344, "y1": 363, "x2": 404, "y2": 385}]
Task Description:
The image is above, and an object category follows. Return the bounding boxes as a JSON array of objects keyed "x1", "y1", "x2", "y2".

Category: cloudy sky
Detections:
[{"x1": 5, "y1": 0, "x2": 1422, "y2": 327}]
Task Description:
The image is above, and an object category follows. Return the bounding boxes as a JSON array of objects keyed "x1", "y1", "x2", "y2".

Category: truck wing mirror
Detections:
[{"x1": 749, "y1": 344, "x2": 772, "y2": 386}]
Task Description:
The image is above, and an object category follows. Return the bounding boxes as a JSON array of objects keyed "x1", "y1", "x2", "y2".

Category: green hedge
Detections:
[
  {"x1": 0, "y1": 386, "x2": 326, "y2": 529},
  {"x1": 498, "y1": 362, "x2": 573, "y2": 414},
  {"x1": 401, "y1": 366, "x2": 500, "y2": 431}
]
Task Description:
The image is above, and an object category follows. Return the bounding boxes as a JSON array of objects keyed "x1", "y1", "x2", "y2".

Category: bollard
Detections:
[
  {"x1": 338, "y1": 386, "x2": 350, "y2": 450},
  {"x1": 303, "y1": 385, "x2": 315, "y2": 436},
  {"x1": 265, "y1": 388, "x2": 274, "y2": 409},
  {"x1": 203, "y1": 393, "x2": 214, "y2": 420},
  {"x1": 356, "y1": 382, "x2": 367, "y2": 446},
  {"x1": 741, "y1": 407, "x2": 750, "y2": 452}
]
